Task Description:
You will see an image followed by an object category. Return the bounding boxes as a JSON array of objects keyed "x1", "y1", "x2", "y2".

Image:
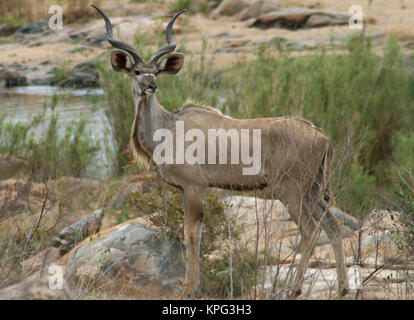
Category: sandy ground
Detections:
[{"x1": 0, "y1": 0, "x2": 414, "y2": 70}]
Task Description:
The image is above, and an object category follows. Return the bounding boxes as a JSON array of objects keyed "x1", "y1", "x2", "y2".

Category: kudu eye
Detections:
[{"x1": 134, "y1": 70, "x2": 141, "y2": 75}]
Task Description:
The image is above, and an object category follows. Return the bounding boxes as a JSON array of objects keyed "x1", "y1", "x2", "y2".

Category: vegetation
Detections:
[
  {"x1": 0, "y1": 94, "x2": 100, "y2": 181},
  {"x1": 170, "y1": 0, "x2": 194, "y2": 13},
  {"x1": 0, "y1": 0, "x2": 101, "y2": 26},
  {"x1": 50, "y1": 66, "x2": 73, "y2": 85},
  {"x1": 1, "y1": 26, "x2": 414, "y2": 296}
]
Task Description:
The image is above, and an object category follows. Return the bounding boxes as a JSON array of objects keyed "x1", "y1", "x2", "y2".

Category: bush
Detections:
[
  {"x1": 170, "y1": 0, "x2": 194, "y2": 13},
  {"x1": 0, "y1": 94, "x2": 100, "y2": 181},
  {"x1": 388, "y1": 131, "x2": 414, "y2": 253}
]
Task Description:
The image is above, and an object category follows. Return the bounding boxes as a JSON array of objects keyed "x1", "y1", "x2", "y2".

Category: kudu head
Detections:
[{"x1": 92, "y1": 4, "x2": 185, "y2": 96}]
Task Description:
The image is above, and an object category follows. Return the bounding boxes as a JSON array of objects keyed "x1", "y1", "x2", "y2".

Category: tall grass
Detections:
[
  {"x1": 0, "y1": 95, "x2": 100, "y2": 181},
  {"x1": 0, "y1": 0, "x2": 101, "y2": 26},
  {"x1": 0, "y1": 0, "x2": 28, "y2": 25}
]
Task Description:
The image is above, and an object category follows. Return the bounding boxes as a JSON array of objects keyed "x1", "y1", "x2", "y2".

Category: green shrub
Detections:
[
  {"x1": 170, "y1": 0, "x2": 194, "y2": 13},
  {"x1": 0, "y1": 94, "x2": 100, "y2": 180},
  {"x1": 387, "y1": 131, "x2": 414, "y2": 253},
  {"x1": 50, "y1": 66, "x2": 73, "y2": 85}
]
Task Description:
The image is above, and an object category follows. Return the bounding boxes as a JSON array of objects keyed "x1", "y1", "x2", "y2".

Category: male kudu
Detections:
[{"x1": 92, "y1": 4, "x2": 359, "y2": 298}]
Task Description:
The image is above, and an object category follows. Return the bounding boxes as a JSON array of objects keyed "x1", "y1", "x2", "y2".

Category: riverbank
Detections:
[
  {"x1": 1, "y1": 0, "x2": 414, "y2": 300},
  {"x1": 0, "y1": 0, "x2": 414, "y2": 86}
]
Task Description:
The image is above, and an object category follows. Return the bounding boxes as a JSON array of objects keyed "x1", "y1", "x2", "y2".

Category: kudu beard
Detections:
[{"x1": 152, "y1": 121, "x2": 262, "y2": 175}]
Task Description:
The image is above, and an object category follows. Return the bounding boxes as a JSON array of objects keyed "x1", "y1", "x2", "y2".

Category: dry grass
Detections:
[
  {"x1": 389, "y1": 26, "x2": 414, "y2": 42},
  {"x1": 0, "y1": 0, "x2": 101, "y2": 25}
]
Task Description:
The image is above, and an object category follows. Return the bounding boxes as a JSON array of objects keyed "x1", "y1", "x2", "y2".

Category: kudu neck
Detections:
[
  {"x1": 132, "y1": 90, "x2": 174, "y2": 155},
  {"x1": 135, "y1": 93, "x2": 172, "y2": 125}
]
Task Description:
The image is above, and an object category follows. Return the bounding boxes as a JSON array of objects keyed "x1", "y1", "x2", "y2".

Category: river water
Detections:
[{"x1": 0, "y1": 86, "x2": 114, "y2": 177}]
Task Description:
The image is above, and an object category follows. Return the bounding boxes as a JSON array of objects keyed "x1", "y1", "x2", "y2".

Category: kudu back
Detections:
[{"x1": 92, "y1": 4, "x2": 358, "y2": 298}]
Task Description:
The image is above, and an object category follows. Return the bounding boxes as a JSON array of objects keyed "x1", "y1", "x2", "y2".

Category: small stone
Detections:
[
  {"x1": 64, "y1": 219, "x2": 185, "y2": 297},
  {"x1": 15, "y1": 20, "x2": 49, "y2": 35},
  {"x1": 239, "y1": 0, "x2": 280, "y2": 21},
  {"x1": 56, "y1": 61, "x2": 100, "y2": 88},
  {"x1": 0, "y1": 24, "x2": 19, "y2": 37},
  {"x1": 210, "y1": 0, "x2": 249, "y2": 19}
]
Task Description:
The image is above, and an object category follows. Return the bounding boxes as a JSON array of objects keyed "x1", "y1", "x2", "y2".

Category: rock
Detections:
[
  {"x1": 223, "y1": 196, "x2": 295, "y2": 256},
  {"x1": 64, "y1": 218, "x2": 185, "y2": 298},
  {"x1": 109, "y1": 184, "x2": 140, "y2": 210},
  {"x1": 210, "y1": 0, "x2": 249, "y2": 19},
  {"x1": 0, "y1": 276, "x2": 72, "y2": 300},
  {"x1": 361, "y1": 233, "x2": 394, "y2": 248},
  {"x1": 68, "y1": 17, "x2": 155, "y2": 46},
  {"x1": 86, "y1": 32, "x2": 106, "y2": 46},
  {"x1": 49, "y1": 209, "x2": 104, "y2": 255},
  {"x1": 0, "y1": 65, "x2": 28, "y2": 87},
  {"x1": 0, "y1": 24, "x2": 19, "y2": 37},
  {"x1": 56, "y1": 61, "x2": 100, "y2": 88},
  {"x1": 15, "y1": 20, "x2": 49, "y2": 35},
  {"x1": 264, "y1": 32, "x2": 384, "y2": 52},
  {"x1": 247, "y1": 8, "x2": 351, "y2": 30},
  {"x1": 239, "y1": 0, "x2": 280, "y2": 21},
  {"x1": 23, "y1": 27, "x2": 71, "y2": 48},
  {"x1": 306, "y1": 13, "x2": 349, "y2": 28},
  {"x1": 267, "y1": 265, "x2": 340, "y2": 298},
  {"x1": 211, "y1": 32, "x2": 242, "y2": 39},
  {"x1": 25, "y1": 65, "x2": 55, "y2": 86},
  {"x1": 222, "y1": 196, "x2": 370, "y2": 267}
]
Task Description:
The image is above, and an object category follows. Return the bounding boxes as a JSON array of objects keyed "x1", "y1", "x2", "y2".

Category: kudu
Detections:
[{"x1": 92, "y1": 4, "x2": 359, "y2": 298}]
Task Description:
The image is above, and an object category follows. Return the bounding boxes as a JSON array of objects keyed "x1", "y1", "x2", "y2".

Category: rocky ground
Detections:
[
  {"x1": 0, "y1": 175, "x2": 413, "y2": 300},
  {"x1": 1, "y1": 0, "x2": 414, "y2": 300}
]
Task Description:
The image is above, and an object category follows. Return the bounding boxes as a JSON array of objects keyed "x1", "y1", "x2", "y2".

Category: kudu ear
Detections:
[
  {"x1": 156, "y1": 53, "x2": 184, "y2": 75},
  {"x1": 110, "y1": 50, "x2": 133, "y2": 74}
]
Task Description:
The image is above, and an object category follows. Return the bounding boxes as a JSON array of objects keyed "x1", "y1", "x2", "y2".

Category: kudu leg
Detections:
[
  {"x1": 181, "y1": 187, "x2": 205, "y2": 297},
  {"x1": 279, "y1": 188, "x2": 318, "y2": 298},
  {"x1": 307, "y1": 196, "x2": 349, "y2": 297},
  {"x1": 319, "y1": 205, "x2": 349, "y2": 296},
  {"x1": 289, "y1": 213, "x2": 319, "y2": 298}
]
